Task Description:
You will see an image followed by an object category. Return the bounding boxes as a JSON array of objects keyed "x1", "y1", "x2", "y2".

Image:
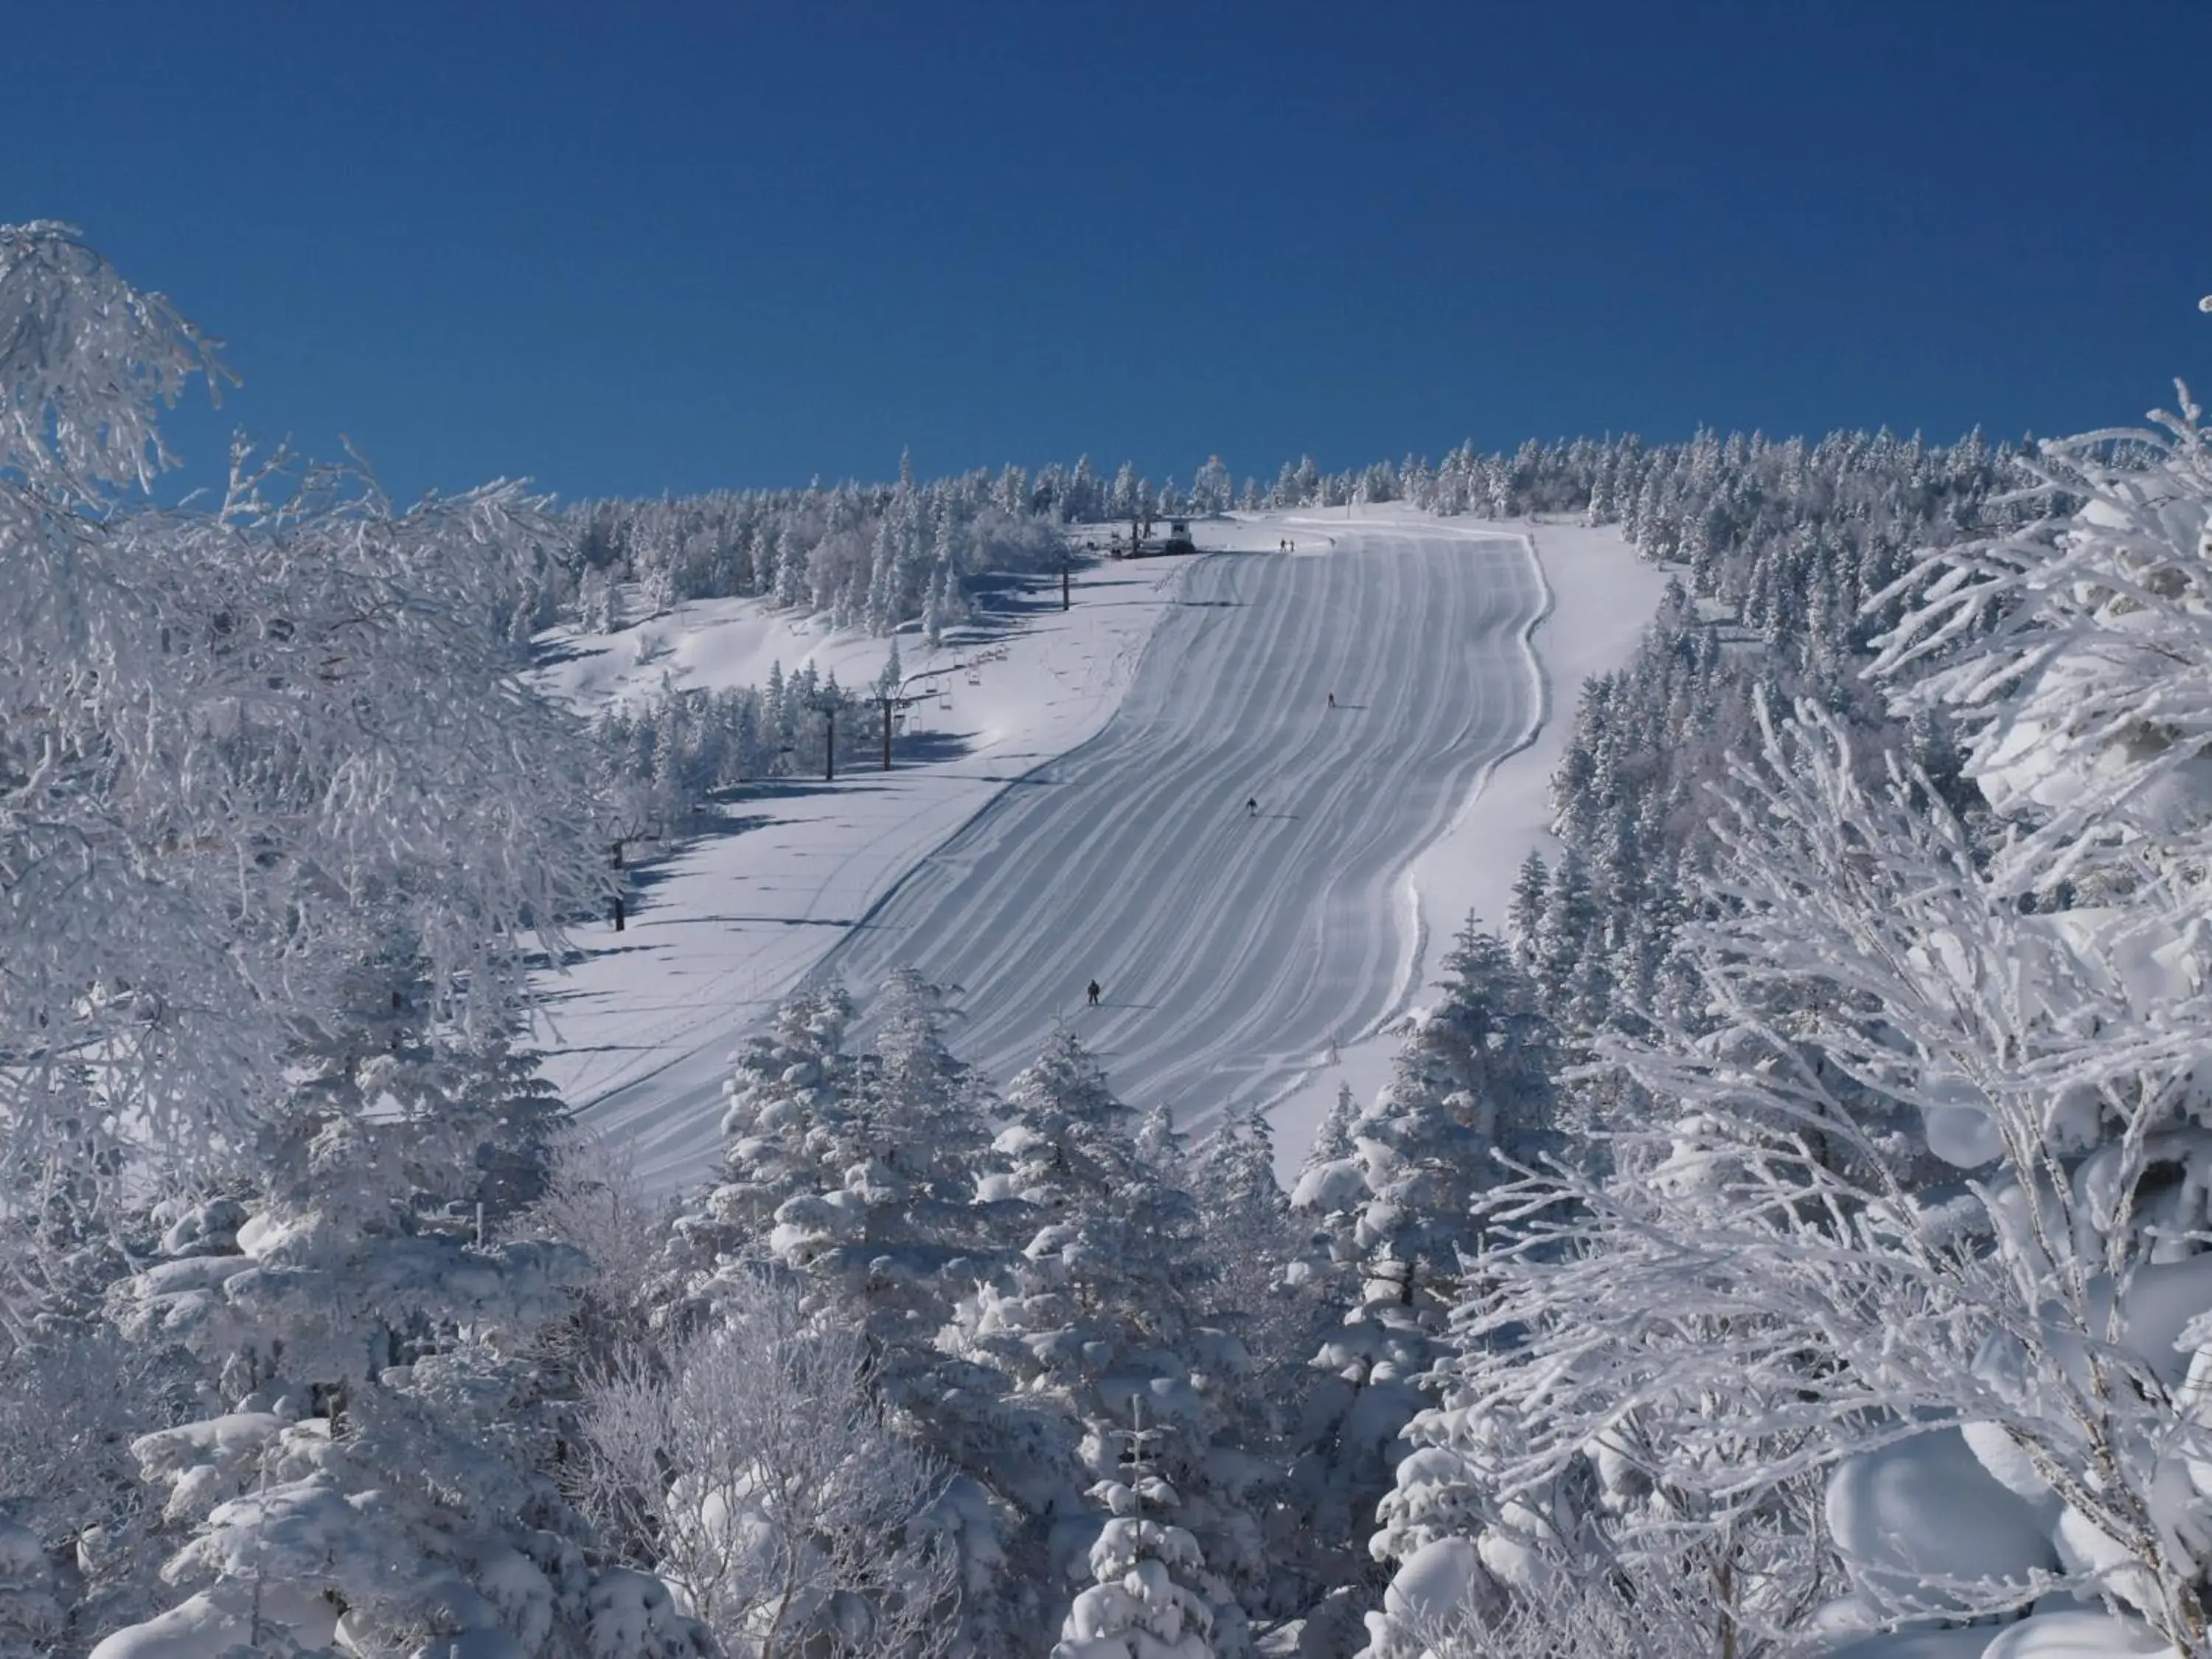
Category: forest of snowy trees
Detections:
[
  {"x1": 556, "y1": 419, "x2": 2034, "y2": 857},
  {"x1": 10, "y1": 223, "x2": 2212, "y2": 1659}
]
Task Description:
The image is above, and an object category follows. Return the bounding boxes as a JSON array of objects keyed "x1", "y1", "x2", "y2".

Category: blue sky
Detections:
[{"x1": 12, "y1": 2, "x2": 2210, "y2": 504}]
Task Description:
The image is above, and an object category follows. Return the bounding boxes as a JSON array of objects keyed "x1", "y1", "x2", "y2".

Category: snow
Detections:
[
  {"x1": 532, "y1": 509, "x2": 1662, "y2": 1191},
  {"x1": 1378, "y1": 1534, "x2": 1484, "y2": 1630},
  {"x1": 1818, "y1": 1600, "x2": 2172, "y2": 1659},
  {"x1": 85, "y1": 1582, "x2": 340, "y2": 1659},
  {"x1": 1825, "y1": 1430, "x2": 2060, "y2": 1613},
  {"x1": 535, "y1": 547, "x2": 1203, "y2": 1190},
  {"x1": 818, "y1": 513, "x2": 1546, "y2": 1137},
  {"x1": 1263, "y1": 512, "x2": 1665, "y2": 1175},
  {"x1": 1823, "y1": 1629, "x2": 2003, "y2": 1659},
  {"x1": 1980, "y1": 1609, "x2": 2174, "y2": 1659}
]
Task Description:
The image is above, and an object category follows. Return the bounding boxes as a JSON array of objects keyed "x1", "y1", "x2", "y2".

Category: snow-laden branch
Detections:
[
  {"x1": 1868, "y1": 385, "x2": 2212, "y2": 894},
  {"x1": 1447, "y1": 700, "x2": 2212, "y2": 1651}
]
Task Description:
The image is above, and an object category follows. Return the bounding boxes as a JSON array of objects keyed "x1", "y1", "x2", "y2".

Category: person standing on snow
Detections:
[
  {"x1": 1246, "y1": 796, "x2": 1259, "y2": 818},
  {"x1": 1087, "y1": 979, "x2": 1102, "y2": 1007}
]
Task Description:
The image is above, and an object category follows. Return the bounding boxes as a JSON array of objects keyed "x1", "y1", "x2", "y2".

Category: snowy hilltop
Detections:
[{"x1": 529, "y1": 504, "x2": 1660, "y2": 1193}]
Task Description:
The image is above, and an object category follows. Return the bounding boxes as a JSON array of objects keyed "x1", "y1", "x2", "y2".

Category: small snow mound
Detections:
[
  {"x1": 1290, "y1": 1158, "x2": 1363, "y2": 1214},
  {"x1": 1380, "y1": 1535, "x2": 1484, "y2": 1630},
  {"x1": 1823, "y1": 1627, "x2": 2003, "y2": 1659},
  {"x1": 1979, "y1": 1607, "x2": 2171, "y2": 1659},
  {"x1": 1825, "y1": 1429, "x2": 2059, "y2": 1611},
  {"x1": 414, "y1": 1629, "x2": 534, "y2": 1659}
]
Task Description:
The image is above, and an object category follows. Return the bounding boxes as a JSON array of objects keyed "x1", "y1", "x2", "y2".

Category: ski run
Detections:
[{"x1": 535, "y1": 509, "x2": 1663, "y2": 1193}]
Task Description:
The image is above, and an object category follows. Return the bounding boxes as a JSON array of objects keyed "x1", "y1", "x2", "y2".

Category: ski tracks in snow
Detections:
[{"x1": 820, "y1": 525, "x2": 1545, "y2": 1133}]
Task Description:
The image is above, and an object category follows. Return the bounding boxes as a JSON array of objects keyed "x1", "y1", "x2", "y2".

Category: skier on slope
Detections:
[
  {"x1": 1326, "y1": 690, "x2": 1336, "y2": 710},
  {"x1": 1087, "y1": 979, "x2": 1102, "y2": 1006},
  {"x1": 1247, "y1": 796, "x2": 1259, "y2": 818}
]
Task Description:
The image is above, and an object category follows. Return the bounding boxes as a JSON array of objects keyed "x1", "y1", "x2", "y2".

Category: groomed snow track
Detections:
[{"x1": 819, "y1": 524, "x2": 1547, "y2": 1130}]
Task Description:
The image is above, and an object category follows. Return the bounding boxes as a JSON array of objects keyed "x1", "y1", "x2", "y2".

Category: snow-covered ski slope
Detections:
[
  {"x1": 533, "y1": 509, "x2": 1665, "y2": 1194},
  {"x1": 817, "y1": 523, "x2": 1543, "y2": 1132}
]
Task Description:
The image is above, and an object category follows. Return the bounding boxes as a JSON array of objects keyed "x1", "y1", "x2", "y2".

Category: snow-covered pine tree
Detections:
[
  {"x1": 100, "y1": 999, "x2": 710, "y2": 1659},
  {"x1": 1288, "y1": 922, "x2": 1559, "y2": 1618},
  {"x1": 1054, "y1": 1395, "x2": 1233, "y2": 1659},
  {"x1": 1192, "y1": 1105, "x2": 1304, "y2": 1366},
  {"x1": 945, "y1": 1031, "x2": 1263, "y2": 1639},
  {"x1": 1191, "y1": 1104, "x2": 1338, "y2": 1621},
  {"x1": 1300, "y1": 1086, "x2": 1360, "y2": 1188},
  {"x1": 1137, "y1": 1103, "x2": 1191, "y2": 1172},
  {"x1": 1191, "y1": 456, "x2": 1233, "y2": 516},
  {"x1": 650, "y1": 975, "x2": 1029, "y2": 1647},
  {"x1": 655, "y1": 984, "x2": 862, "y2": 1323},
  {"x1": 841, "y1": 971, "x2": 1028, "y2": 1627}
]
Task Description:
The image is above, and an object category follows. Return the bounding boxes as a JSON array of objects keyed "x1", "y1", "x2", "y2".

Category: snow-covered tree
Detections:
[
  {"x1": 655, "y1": 985, "x2": 862, "y2": 1316},
  {"x1": 1441, "y1": 699, "x2": 2212, "y2": 1654},
  {"x1": 650, "y1": 976, "x2": 1025, "y2": 1646},
  {"x1": 518, "y1": 1129, "x2": 674, "y2": 1368},
  {"x1": 0, "y1": 220, "x2": 699, "y2": 1658},
  {"x1": 1054, "y1": 1398, "x2": 1231, "y2": 1659},
  {"x1": 945, "y1": 1032, "x2": 1262, "y2": 1636},
  {"x1": 1191, "y1": 1105, "x2": 1304, "y2": 1366},
  {"x1": 839, "y1": 970, "x2": 1003, "y2": 1360},
  {"x1": 1324, "y1": 925, "x2": 1557, "y2": 1310},
  {"x1": 1189, "y1": 456, "x2": 1234, "y2": 517},
  {"x1": 580, "y1": 1270, "x2": 956, "y2": 1659},
  {"x1": 92, "y1": 1003, "x2": 709, "y2": 1659},
  {"x1": 1288, "y1": 924, "x2": 1559, "y2": 1612},
  {"x1": 1871, "y1": 382, "x2": 2212, "y2": 894},
  {"x1": 0, "y1": 1322, "x2": 179, "y2": 1648},
  {"x1": 0, "y1": 223, "x2": 609, "y2": 1340},
  {"x1": 952, "y1": 1032, "x2": 1208, "y2": 1421},
  {"x1": 0, "y1": 221, "x2": 229, "y2": 1317}
]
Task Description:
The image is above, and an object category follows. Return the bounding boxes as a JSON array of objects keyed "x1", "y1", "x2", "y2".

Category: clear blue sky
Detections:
[{"x1": 13, "y1": 1, "x2": 2210, "y2": 504}]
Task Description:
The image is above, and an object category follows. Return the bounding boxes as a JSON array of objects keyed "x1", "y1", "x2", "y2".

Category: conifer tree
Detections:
[
  {"x1": 655, "y1": 985, "x2": 860, "y2": 1321},
  {"x1": 945, "y1": 1032, "x2": 1264, "y2": 1631},
  {"x1": 1288, "y1": 923, "x2": 1560, "y2": 1617},
  {"x1": 1054, "y1": 1396, "x2": 1236, "y2": 1659}
]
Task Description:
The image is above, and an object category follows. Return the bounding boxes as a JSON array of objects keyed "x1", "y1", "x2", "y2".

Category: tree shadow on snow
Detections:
[
  {"x1": 529, "y1": 636, "x2": 610, "y2": 672},
  {"x1": 644, "y1": 913, "x2": 870, "y2": 929},
  {"x1": 941, "y1": 568, "x2": 1099, "y2": 645},
  {"x1": 886, "y1": 729, "x2": 974, "y2": 768}
]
